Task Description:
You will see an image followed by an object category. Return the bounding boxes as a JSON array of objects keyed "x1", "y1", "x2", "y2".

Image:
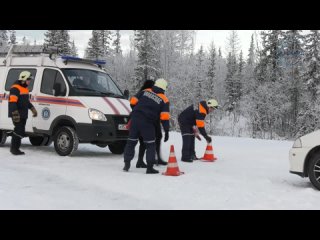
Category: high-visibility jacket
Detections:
[
  {"x1": 130, "y1": 86, "x2": 170, "y2": 132},
  {"x1": 8, "y1": 81, "x2": 34, "y2": 119},
  {"x1": 178, "y1": 101, "x2": 209, "y2": 137}
]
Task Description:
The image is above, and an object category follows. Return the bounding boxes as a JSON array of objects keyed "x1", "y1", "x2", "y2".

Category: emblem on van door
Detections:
[{"x1": 42, "y1": 107, "x2": 51, "y2": 120}]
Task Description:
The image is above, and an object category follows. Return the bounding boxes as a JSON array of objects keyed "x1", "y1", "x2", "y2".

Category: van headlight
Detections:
[
  {"x1": 292, "y1": 138, "x2": 302, "y2": 148},
  {"x1": 88, "y1": 108, "x2": 107, "y2": 121}
]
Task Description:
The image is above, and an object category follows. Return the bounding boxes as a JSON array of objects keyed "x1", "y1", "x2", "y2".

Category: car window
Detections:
[
  {"x1": 41, "y1": 69, "x2": 67, "y2": 96},
  {"x1": 5, "y1": 68, "x2": 37, "y2": 91}
]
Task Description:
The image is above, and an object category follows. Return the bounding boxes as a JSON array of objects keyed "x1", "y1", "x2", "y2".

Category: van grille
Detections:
[{"x1": 110, "y1": 115, "x2": 130, "y2": 137}]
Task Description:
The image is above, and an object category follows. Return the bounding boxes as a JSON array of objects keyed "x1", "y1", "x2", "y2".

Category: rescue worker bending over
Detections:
[
  {"x1": 8, "y1": 71, "x2": 38, "y2": 155},
  {"x1": 130, "y1": 80, "x2": 167, "y2": 169},
  {"x1": 123, "y1": 78, "x2": 170, "y2": 174},
  {"x1": 178, "y1": 99, "x2": 219, "y2": 162}
]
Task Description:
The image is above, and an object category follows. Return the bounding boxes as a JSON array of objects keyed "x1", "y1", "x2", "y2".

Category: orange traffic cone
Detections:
[
  {"x1": 162, "y1": 145, "x2": 184, "y2": 176},
  {"x1": 201, "y1": 143, "x2": 217, "y2": 162}
]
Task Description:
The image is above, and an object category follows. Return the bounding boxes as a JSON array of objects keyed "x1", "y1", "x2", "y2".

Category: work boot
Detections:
[
  {"x1": 136, "y1": 160, "x2": 147, "y2": 168},
  {"x1": 123, "y1": 162, "x2": 131, "y2": 172},
  {"x1": 146, "y1": 164, "x2": 159, "y2": 174},
  {"x1": 10, "y1": 148, "x2": 25, "y2": 155},
  {"x1": 156, "y1": 158, "x2": 167, "y2": 166},
  {"x1": 191, "y1": 154, "x2": 200, "y2": 161},
  {"x1": 181, "y1": 158, "x2": 193, "y2": 163}
]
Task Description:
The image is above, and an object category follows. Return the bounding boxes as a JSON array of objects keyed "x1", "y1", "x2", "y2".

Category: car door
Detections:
[
  {"x1": 0, "y1": 68, "x2": 37, "y2": 131},
  {"x1": 32, "y1": 68, "x2": 68, "y2": 131}
]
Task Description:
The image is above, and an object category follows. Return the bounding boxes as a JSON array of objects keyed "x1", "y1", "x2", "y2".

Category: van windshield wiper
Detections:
[{"x1": 73, "y1": 86, "x2": 123, "y2": 98}]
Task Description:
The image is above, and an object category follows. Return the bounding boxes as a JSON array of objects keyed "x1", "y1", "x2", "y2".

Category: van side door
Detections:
[{"x1": 32, "y1": 68, "x2": 68, "y2": 132}]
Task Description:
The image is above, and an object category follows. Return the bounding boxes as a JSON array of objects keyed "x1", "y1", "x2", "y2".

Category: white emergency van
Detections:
[{"x1": 0, "y1": 45, "x2": 131, "y2": 156}]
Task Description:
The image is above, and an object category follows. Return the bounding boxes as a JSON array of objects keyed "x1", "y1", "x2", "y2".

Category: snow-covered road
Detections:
[{"x1": 0, "y1": 132, "x2": 318, "y2": 209}]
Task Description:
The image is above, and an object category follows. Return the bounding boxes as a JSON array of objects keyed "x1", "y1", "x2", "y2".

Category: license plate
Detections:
[{"x1": 118, "y1": 124, "x2": 128, "y2": 130}]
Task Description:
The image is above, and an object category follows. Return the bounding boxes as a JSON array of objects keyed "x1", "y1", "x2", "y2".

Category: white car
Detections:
[{"x1": 289, "y1": 130, "x2": 320, "y2": 190}]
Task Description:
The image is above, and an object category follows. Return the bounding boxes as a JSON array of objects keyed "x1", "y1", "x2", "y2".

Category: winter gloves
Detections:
[
  {"x1": 31, "y1": 107, "x2": 38, "y2": 117},
  {"x1": 12, "y1": 110, "x2": 20, "y2": 123},
  {"x1": 204, "y1": 135, "x2": 212, "y2": 143},
  {"x1": 164, "y1": 131, "x2": 169, "y2": 142}
]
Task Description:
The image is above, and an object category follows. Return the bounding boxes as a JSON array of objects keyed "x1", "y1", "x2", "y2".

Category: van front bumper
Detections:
[{"x1": 76, "y1": 120, "x2": 129, "y2": 143}]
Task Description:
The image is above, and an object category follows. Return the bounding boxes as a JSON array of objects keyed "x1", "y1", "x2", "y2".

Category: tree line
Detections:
[{"x1": 1, "y1": 30, "x2": 319, "y2": 140}]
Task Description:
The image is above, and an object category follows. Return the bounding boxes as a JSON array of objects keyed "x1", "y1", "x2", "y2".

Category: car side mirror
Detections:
[{"x1": 123, "y1": 89, "x2": 129, "y2": 100}]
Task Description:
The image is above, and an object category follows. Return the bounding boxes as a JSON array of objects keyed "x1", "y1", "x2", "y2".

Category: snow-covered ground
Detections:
[{"x1": 0, "y1": 132, "x2": 318, "y2": 209}]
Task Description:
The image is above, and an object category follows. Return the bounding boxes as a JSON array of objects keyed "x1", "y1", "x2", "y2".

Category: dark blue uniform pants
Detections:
[
  {"x1": 179, "y1": 122, "x2": 195, "y2": 161},
  {"x1": 124, "y1": 114, "x2": 156, "y2": 166},
  {"x1": 11, "y1": 118, "x2": 26, "y2": 151}
]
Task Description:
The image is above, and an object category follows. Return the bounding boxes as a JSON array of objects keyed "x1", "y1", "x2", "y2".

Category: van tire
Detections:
[
  {"x1": 54, "y1": 126, "x2": 79, "y2": 156},
  {"x1": 44, "y1": 137, "x2": 53, "y2": 146},
  {"x1": 108, "y1": 140, "x2": 126, "y2": 154},
  {"x1": 308, "y1": 153, "x2": 320, "y2": 191},
  {"x1": 0, "y1": 131, "x2": 7, "y2": 145},
  {"x1": 29, "y1": 136, "x2": 48, "y2": 146}
]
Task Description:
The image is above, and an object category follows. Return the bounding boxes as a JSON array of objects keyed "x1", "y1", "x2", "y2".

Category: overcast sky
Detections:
[{"x1": 15, "y1": 30, "x2": 257, "y2": 58}]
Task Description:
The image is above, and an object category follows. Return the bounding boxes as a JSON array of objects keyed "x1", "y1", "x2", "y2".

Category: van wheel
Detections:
[
  {"x1": 54, "y1": 127, "x2": 79, "y2": 156},
  {"x1": 0, "y1": 131, "x2": 7, "y2": 145},
  {"x1": 108, "y1": 140, "x2": 126, "y2": 154},
  {"x1": 308, "y1": 153, "x2": 320, "y2": 191},
  {"x1": 29, "y1": 136, "x2": 48, "y2": 146}
]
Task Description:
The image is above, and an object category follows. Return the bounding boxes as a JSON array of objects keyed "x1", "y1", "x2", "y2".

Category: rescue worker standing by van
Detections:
[
  {"x1": 123, "y1": 78, "x2": 170, "y2": 174},
  {"x1": 178, "y1": 99, "x2": 219, "y2": 162},
  {"x1": 8, "y1": 71, "x2": 38, "y2": 155},
  {"x1": 130, "y1": 79, "x2": 167, "y2": 168}
]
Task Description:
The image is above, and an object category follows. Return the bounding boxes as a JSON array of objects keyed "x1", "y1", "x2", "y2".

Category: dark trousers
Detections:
[
  {"x1": 124, "y1": 114, "x2": 156, "y2": 166},
  {"x1": 138, "y1": 121, "x2": 162, "y2": 162},
  {"x1": 179, "y1": 122, "x2": 195, "y2": 161},
  {"x1": 11, "y1": 118, "x2": 26, "y2": 151}
]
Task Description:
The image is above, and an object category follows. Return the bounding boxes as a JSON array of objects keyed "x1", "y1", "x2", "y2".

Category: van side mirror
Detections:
[
  {"x1": 123, "y1": 89, "x2": 129, "y2": 100},
  {"x1": 53, "y1": 83, "x2": 62, "y2": 96}
]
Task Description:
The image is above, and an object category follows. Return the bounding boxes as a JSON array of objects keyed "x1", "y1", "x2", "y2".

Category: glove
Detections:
[
  {"x1": 12, "y1": 110, "x2": 20, "y2": 123},
  {"x1": 31, "y1": 107, "x2": 38, "y2": 117},
  {"x1": 164, "y1": 131, "x2": 169, "y2": 142},
  {"x1": 193, "y1": 126, "x2": 201, "y2": 141},
  {"x1": 205, "y1": 135, "x2": 212, "y2": 143}
]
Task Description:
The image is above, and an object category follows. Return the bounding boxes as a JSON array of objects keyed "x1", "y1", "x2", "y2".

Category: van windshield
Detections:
[{"x1": 62, "y1": 69, "x2": 123, "y2": 97}]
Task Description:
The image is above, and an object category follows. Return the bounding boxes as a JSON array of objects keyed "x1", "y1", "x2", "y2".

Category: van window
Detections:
[
  {"x1": 41, "y1": 69, "x2": 67, "y2": 96},
  {"x1": 62, "y1": 69, "x2": 123, "y2": 97},
  {"x1": 5, "y1": 68, "x2": 37, "y2": 91}
]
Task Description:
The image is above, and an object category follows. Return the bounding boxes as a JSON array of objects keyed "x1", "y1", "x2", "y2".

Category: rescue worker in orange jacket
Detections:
[
  {"x1": 130, "y1": 79, "x2": 167, "y2": 169},
  {"x1": 178, "y1": 99, "x2": 219, "y2": 162},
  {"x1": 123, "y1": 78, "x2": 170, "y2": 174},
  {"x1": 8, "y1": 71, "x2": 38, "y2": 155}
]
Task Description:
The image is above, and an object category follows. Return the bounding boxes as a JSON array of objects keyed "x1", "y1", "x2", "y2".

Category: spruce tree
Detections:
[{"x1": 0, "y1": 30, "x2": 8, "y2": 47}]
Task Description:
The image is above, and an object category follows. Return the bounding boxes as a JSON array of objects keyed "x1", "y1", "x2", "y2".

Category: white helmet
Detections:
[
  {"x1": 154, "y1": 78, "x2": 168, "y2": 91},
  {"x1": 207, "y1": 99, "x2": 219, "y2": 108},
  {"x1": 19, "y1": 71, "x2": 33, "y2": 81}
]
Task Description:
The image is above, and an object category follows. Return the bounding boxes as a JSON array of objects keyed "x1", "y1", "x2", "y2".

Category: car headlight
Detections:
[
  {"x1": 88, "y1": 108, "x2": 107, "y2": 121},
  {"x1": 292, "y1": 138, "x2": 302, "y2": 148}
]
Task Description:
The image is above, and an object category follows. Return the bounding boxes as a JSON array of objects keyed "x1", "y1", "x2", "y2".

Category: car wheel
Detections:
[
  {"x1": 108, "y1": 140, "x2": 126, "y2": 154},
  {"x1": 54, "y1": 127, "x2": 79, "y2": 156},
  {"x1": 308, "y1": 153, "x2": 320, "y2": 190},
  {"x1": 0, "y1": 130, "x2": 7, "y2": 145}
]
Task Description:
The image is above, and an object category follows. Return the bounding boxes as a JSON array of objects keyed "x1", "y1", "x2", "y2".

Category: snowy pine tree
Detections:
[
  {"x1": 134, "y1": 30, "x2": 161, "y2": 91},
  {"x1": 9, "y1": 30, "x2": 16, "y2": 44},
  {"x1": 70, "y1": 40, "x2": 78, "y2": 57},
  {"x1": 113, "y1": 30, "x2": 122, "y2": 55},
  {"x1": 0, "y1": 30, "x2": 8, "y2": 47}
]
